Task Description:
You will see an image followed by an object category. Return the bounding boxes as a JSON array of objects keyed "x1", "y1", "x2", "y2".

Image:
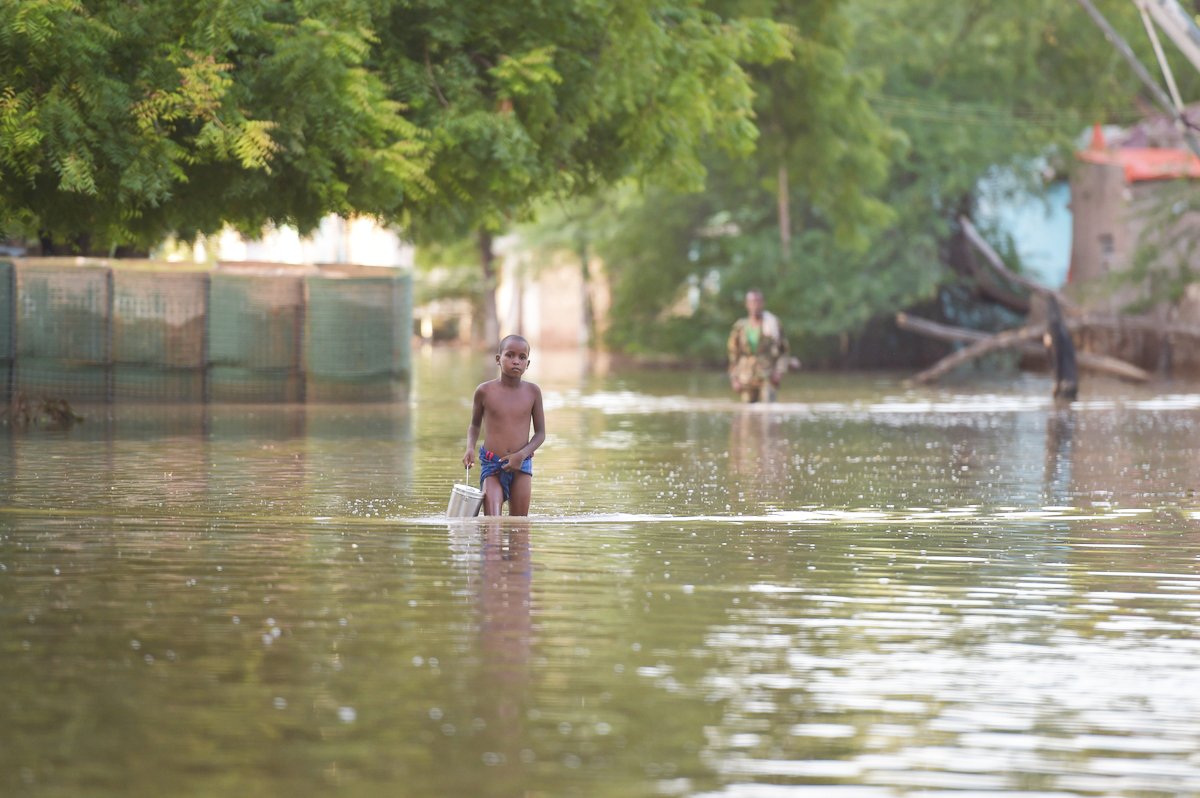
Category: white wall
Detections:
[{"x1": 195, "y1": 215, "x2": 414, "y2": 268}]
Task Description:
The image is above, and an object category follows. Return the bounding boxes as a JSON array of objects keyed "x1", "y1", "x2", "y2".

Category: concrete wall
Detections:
[
  {"x1": 1068, "y1": 161, "x2": 1130, "y2": 310},
  {"x1": 494, "y1": 246, "x2": 610, "y2": 351},
  {"x1": 1068, "y1": 163, "x2": 1200, "y2": 374}
]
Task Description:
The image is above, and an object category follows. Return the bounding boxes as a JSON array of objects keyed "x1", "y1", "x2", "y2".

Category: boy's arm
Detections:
[
  {"x1": 528, "y1": 387, "x2": 546, "y2": 454},
  {"x1": 462, "y1": 387, "x2": 485, "y2": 468}
]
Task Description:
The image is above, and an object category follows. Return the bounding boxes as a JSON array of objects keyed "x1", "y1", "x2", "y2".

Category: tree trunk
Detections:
[
  {"x1": 777, "y1": 161, "x2": 791, "y2": 265},
  {"x1": 478, "y1": 229, "x2": 500, "y2": 347},
  {"x1": 1043, "y1": 295, "x2": 1078, "y2": 400},
  {"x1": 578, "y1": 234, "x2": 595, "y2": 347}
]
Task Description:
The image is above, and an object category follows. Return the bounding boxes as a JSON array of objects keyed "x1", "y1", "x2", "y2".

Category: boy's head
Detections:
[
  {"x1": 497, "y1": 334, "x2": 529, "y2": 354},
  {"x1": 495, "y1": 334, "x2": 532, "y2": 378}
]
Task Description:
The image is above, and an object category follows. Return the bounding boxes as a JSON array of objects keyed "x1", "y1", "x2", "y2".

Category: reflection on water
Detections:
[
  {"x1": 453, "y1": 519, "x2": 534, "y2": 792},
  {"x1": 1, "y1": 349, "x2": 1199, "y2": 796}
]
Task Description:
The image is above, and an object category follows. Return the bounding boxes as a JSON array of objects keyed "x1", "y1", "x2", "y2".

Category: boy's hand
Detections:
[
  {"x1": 462, "y1": 449, "x2": 475, "y2": 469},
  {"x1": 500, "y1": 450, "x2": 524, "y2": 473}
]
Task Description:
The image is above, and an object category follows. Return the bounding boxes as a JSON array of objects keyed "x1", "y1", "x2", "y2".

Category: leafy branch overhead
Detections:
[{"x1": 0, "y1": 0, "x2": 790, "y2": 252}]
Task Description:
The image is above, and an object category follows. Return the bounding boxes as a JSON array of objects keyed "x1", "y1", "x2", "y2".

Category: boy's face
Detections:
[{"x1": 497, "y1": 340, "x2": 531, "y2": 378}]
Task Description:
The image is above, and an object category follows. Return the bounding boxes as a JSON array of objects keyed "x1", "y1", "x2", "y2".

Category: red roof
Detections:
[{"x1": 1077, "y1": 146, "x2": 1200, "y2": 182}]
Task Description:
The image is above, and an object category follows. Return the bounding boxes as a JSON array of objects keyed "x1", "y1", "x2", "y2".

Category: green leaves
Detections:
[
  {"x1": 590, "y1": 0, "x2": 1173, "y2": 362},
  {"x1": 1, "y1": 0, "x2": 432, "y2": 249},
  {"x1": 383, "y1": 0, "x2": 790, "y2": 244},
  {"x1": 0, "y1": 0, "x2": 793, "y2": 262}
]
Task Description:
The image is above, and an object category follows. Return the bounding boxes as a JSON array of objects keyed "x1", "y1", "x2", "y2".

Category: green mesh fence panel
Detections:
[
  {"x1": 208, "y1": 273, "x2": 304, "y2": 402},
  {"x1": 392, "y1": 272, "x2": 413, "y2": 381},
  {"x1": 113, "y1": 272, "x2": 208, "y2": 367},
  {"x1": 306, "y1": 277, "x2": 393, "y2": 377},
  {"x1": 16, "y1": 266, "x2": 111, "y2": 362},
  {"x1": 112, "y1": 272, "x2": 209, "y2": 400},
  {"x1": 113, "y1": 367, "x2": 207, "y2": 403},
  {"x1": 207, "y1": 366, "x2": 303, "y2": 403},
  {"x1": 1, "y1": 261, "x2": 12, "y2": 404},
  {"x1": 14, "y1": 266, "x2": 111, "y2": 400},
  {"x1": 0, "y1": 261, "x2": 13, "y2": 362},
  {"x1": 305, "y1": 275, "x2": 402, "y2": 401},
  {"x1": 15, "y1": 359, "x2": 111, "y2": 402}
]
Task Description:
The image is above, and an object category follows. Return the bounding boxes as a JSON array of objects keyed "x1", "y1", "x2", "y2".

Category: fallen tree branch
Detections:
[
  {"x1": 896, "y1": 313, "x2": 1151, "y2": 383},
  {"x1": 896, "y1": 312, "x2": 995, "y2": 344},
  {"x1": 961, "y1": 246, "x2": 1031, "y2": 313},
  {"x1": 959, "y1": 215, "x2": 1073, "y2": 309},
  {"x1": 908, "y1": 324, "x2": 1047, "y2": 384},
  {"x1": 960, "y1": 217, "x2": 1200, "y2": 338}
]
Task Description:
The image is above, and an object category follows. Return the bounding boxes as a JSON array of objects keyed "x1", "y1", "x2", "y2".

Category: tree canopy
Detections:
[
  {"x1": 1, "y1": 0, "x2": 788, "y2": 256},
  {"x1": 0, "y1": 0, "x2": 427, "y2": 251},
  {"x1": 5, "y1": 0, "x2": 1191, "y2": 361},
  {"x1": 378, "y1": 0, "x2": 788, "y2": 242},
  {"x1": 587, "y1": 0, "x2": 1197, "y2": 363}
]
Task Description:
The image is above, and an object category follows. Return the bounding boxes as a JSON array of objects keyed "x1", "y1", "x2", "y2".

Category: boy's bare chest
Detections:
[{"x1": 483, "y1": 388, "x2": 534, "y2": 419}]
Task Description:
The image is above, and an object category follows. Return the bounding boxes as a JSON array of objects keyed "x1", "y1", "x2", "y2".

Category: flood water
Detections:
[{"x1": 3, "y1": 347, "x2": 1200, "y2": 797}]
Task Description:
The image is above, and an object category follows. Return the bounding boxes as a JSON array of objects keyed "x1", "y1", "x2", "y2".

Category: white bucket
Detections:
[{"x1": 447, "y1": 483, "x2": 484, "y2": 518}]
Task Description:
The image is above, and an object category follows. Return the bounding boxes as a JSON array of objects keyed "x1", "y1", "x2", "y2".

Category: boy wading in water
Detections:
[{"x1": 463, "y1": 335, "x2": 546, "y2": 516}]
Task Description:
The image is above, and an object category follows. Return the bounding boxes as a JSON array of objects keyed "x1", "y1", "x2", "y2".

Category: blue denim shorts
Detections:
[{"x1": 479, "y1": 447, "x2": 533, "y2": 501}]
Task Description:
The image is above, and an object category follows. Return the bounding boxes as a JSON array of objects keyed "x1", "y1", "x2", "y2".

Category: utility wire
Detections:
[
  {"x1": 866, "y1": 93, "x2": 1144, "y2": 127},
  {"x1": 1074, "y1": 0, "x2": 1200, "y2": 156}
]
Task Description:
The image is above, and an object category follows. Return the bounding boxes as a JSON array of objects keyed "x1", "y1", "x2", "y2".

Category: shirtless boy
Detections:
[{"x1": 462, "y1": 335, "x2": 546, "y2": 516}]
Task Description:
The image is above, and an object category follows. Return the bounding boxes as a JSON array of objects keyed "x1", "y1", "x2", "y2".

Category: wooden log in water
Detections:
[{"x1": 895, "y1": 313, "x2": 1151, "y2": 383}]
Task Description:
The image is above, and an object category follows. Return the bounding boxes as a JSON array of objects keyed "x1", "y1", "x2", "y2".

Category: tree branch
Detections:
[
  {"x1": 896, "y1": 313, "x2": 1151, "y2": 383},
  {"x1": 425, "y1": 46, "x2": 450, "y2": 109},
  {"x1": 959, "y1": 215, "x2": 1072, "y2": 308}
]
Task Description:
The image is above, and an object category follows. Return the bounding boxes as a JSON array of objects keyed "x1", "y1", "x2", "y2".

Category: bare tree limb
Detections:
[
  {"x1": 897, "y1": 313, "x2": 1151, "y2": 383},
  {"x1": 896, "y1": 312, "x2": 991, "y2": 344},
  {"x1": 959, "y1": 216, "x2": 1073, "y2": 308},
  {"x1": 961, "y1": 245, "x2": 1031, "y2": 313},
  {"x1": 908, "y1": 324, "x2": 1047, "y2": 384}
]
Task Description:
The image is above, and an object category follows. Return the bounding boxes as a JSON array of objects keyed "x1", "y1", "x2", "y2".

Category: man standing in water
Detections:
[
  {"x1": 463, "y1": 334, "x2": 546, "y2": 516},
  {"x1": 727, "y1": 288, "x2": 790, "y2": 403}
]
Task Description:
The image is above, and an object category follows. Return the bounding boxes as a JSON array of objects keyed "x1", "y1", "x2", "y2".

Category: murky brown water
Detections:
[{"x1": 2, "y1": 348, "x2": 1200, "y2": 797}]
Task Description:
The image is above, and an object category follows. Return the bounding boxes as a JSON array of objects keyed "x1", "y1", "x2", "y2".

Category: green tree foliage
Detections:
[
  {"x1": 595, "y1": 0, "x2": 1188, "y2": 363},
  {"x1": 0, "y1": 0, "x2": 426, "y2": 251},
  {"x1": 842, "y1": 0, "x2": 1189, "y2": 335},
  {"x1": 2, "y1": 0, "x2": 789, "y2": 349},
  {"x1": 379, "y1": 0, "x2": 788, "y2": 239},
  {"x1": 597, "y1": 0, "x2": 900, "y2": 361},
  {"x1": 374, "y1": 0, "x2": 789, "y2": 342}
]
